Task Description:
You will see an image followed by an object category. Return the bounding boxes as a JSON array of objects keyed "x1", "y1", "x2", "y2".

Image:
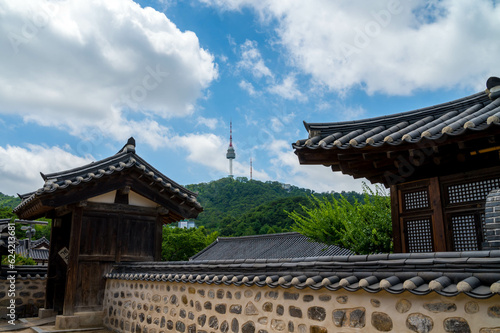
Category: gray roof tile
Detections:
[
  {"x1": 108, "y1": 250, "x2": 500, "y2": 299},
  {"x1": 14, "y1": 138, "x2": 202, "y2": 218},
  {"x1": 190, "y1": 232, "x2": 353, "y2": 261}
]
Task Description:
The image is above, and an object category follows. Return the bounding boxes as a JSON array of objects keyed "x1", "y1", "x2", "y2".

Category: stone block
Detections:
[
  {"x1": 443, "y1": 317, "x2": 470, "y2": 333},
  {"x1": 38, "y1": 308, "x2": 57, "y2": 319},
  {"x1": 55, "y1": 315, "x2": 81, "y2": 330},
  {"x1": 371, "y1": 312, "x2": 393, "y2": 332},
  {"x1": 406, "y1": 313, "x2": 433, "y2": 333}
]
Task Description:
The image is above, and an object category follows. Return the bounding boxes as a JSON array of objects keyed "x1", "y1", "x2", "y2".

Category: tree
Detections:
[
  {"x1": 2, "y1": 253, "x2": 36, "y2": 265},
  {"x1": 289, "y1": 183, "x2": 392, "y2": 254},
  {"x1": 161, "y1": 226, "x2": 218, "y2": 261}
]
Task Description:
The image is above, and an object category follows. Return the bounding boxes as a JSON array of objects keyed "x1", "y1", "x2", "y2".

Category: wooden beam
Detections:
[
  {"x1": 63, "y1": 206, "x2": 84, "y2": 316},
  {"x1": 337, "y1": 153, "x2": 360, "y2": 161},
  {"x1": 373, "y1": 158, "x2": 395, "y2": 169},
  {"x1": 331, "y1": 164, "x2": 342, "y2": 172}
]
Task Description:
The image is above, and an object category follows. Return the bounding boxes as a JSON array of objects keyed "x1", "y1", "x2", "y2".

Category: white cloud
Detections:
[
  {"x1": 237, "y1": 40, "x2": 273, "y2": 79},
  {"x1": 201, "y1": 0, "x2": 499, "y2": 95},
  {"x1": 0, "y1": 0, "x2": 217, "y2": 145},
  {"x1": 172, "y1": 133, "x2": 228, "y2": 172},
  {"x1": 196, "y1": 116, "x2": 219, "y2": 130},
  {"x1": 0, "y1": 144, "x2": 94, "y2": 196},
  {"x1": 239, "y1": 80, "x2": 257, "y2": 96},
  {"x1": 268, "y1": 75, "x2": 306, "y2": 101},
  {"x1": 332, "y1": 102, "x2": 367, "y2": 121},
  {"x1": 267, "y1": 139, "x2": 365, "y2": 193},
  {"x1": 269, "y1": 110, "x2": 295, "y2": 134}
]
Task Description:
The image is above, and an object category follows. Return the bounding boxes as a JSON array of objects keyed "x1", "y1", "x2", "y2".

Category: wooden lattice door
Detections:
[{"x1": 391, "y1": 177, "x2": 446, "y2": 253}]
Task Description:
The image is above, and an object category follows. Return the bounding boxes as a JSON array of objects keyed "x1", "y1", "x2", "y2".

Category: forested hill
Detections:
[
  {"x1": 0, "y1": 192, "x2": 21, "y2": 209},
  {"x1": 0, "y1": 178, "x2": 364, "y2": 238},
  {"x1": 185, "y1": 177, "x2": 363, "y2": 236}
]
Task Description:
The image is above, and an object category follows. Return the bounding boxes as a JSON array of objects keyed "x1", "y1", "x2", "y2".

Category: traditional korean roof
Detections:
[
  {"x1": 190, "y1": 232, "x2": 353, "y2": 260},
  {"x1": 16, "y1": 239, "x2": 49, "y2": 262},
  {"x1": 31, "y1": 236, "x2": 50, "y2": 249},
  {"x1": 107, "y1": 250, "x2": 500, "y2": 299},
  {"x1": 293, "y1": 77, "x2": 500, "y2": 186},
  {"x1": 13, "y1": 138, "x2": 203, "y2": 222}
]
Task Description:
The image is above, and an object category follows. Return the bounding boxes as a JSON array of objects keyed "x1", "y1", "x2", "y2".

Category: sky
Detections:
[{"x1": 0, "y1": 0, "x2": 499, "y2": 196}]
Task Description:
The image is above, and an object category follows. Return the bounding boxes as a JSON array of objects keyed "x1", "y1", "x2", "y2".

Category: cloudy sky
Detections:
[{"x1": 0, "y1": 0, "x2": 498, "y2": 196}]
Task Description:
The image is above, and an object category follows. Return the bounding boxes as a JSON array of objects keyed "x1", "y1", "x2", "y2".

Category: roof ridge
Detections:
[
  {"x1": 304, "y1": 91, "x2": 488, "y2": 131},
  {"x1": 217, "y1": 231, "x2": 302, "y2": 241}
]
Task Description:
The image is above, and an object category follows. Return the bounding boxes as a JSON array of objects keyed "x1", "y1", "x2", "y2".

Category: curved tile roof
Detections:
[
  {"x1": 292, "y1": 78, "x2": 500, "y2": 185},
  {"x1": 0, "y1": 265, "x2": 48, "y2": 279},
  {"x1": 191, "y1": 232, "x2": 353, "y2": 260},
  {"x1": 13, "y1": 138, "x2": 202, "y2": 219},
  {"x1": 293, "y1": 90, "x2": 500, "y2": 151},
  {"x1": 107, "y1": 250, "x2": 500, "y2": 299}
]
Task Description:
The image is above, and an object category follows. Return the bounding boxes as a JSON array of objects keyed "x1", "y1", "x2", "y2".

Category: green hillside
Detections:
[
  {"x1": 0, "y1": 178, "x2": 364, "y2": 238},
  {"x1": 0, "y1": 192, "x2": 21, "y2": 209},
  {"x1": 186, "y1": 177, "x2": 363, "y2": 236}
]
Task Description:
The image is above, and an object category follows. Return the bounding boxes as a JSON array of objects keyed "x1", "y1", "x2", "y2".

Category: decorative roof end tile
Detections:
[{"x1": 487, "y1": 77, "x2": 500, "y2": 101}]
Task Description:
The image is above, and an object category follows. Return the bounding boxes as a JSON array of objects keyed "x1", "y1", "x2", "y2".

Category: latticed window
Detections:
[
  {"x1": 406, "y1": 219, "x2": 433, "y2": 252},
  {"x1": 448, "y1": 178, "x2": 500, "y2": 204},
  {"x1": 403, "y1": 190, "x2": 429, "y2": 210},
  {"x1": 451, "y1": 214, "x2": 478, "y2": 251}
]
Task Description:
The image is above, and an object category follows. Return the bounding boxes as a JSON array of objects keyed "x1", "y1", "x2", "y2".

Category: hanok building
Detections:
[
  {"x1": 13, "y1": 138, "x2": 202, "y2": 325},
  {"x1": 16, "y1": 236, "x2": 50, "y2": 265},
  {"x1": 190, "y1": 232, "x2": 353, "y2": 261},
  {"x1": 293, "y1": 77, "x2": 500, "y2": 253}
]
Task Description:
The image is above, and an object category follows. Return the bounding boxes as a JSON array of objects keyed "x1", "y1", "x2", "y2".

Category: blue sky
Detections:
[{"x1": 0, "y1": 0, "x2": 498, "y2": 196}]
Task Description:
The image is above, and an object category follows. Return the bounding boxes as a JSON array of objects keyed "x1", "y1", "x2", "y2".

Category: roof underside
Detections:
[
  {"x1": 293, "y1": 90, "x2": 500, "y2": 186},
  {"x1": 191, "y1": 232, "x2": 353, "y2": 260},
  {"x1": 13, "y1": 141, "x2": 203, "y2": 221}
]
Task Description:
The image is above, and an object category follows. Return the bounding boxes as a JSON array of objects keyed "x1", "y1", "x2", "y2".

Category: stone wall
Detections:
[
  {"x1": 104, "y1": 279, "x2": 500, "y2": 333},
  {"x1": 0, "y1": 275, "x2": 46, "y2": 319},
  {"x1": 485, "y1": 188, "x2": 500, "y2": 250}
]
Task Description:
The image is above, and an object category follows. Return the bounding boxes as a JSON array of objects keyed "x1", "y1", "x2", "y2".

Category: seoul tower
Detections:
[{"x1": 226, "y1": 121, "x2": 236, "y2": 177}]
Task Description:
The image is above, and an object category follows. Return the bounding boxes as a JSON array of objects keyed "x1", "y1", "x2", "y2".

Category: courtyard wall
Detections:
[{"x1": 103, "y1": 278, "x2": 500, "y2": 333}]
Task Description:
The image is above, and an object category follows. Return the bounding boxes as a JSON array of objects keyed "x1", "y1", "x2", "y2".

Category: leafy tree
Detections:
[
  {"x1": 161, "y1": 226, "x2": 218, "y2": 261},
  {"x1": 2, "y1": 253, "x2": 36, "y2": 265},
  {"x1": 289, "y1": 184, "x2": 392, "y2": 254},
  {"x1": 0, "y1": 206, "x2": 15, "y2": 219}
]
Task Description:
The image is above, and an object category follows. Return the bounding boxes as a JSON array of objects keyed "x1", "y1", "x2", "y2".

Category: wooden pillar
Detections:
[
  {"x1": 390, "y1": 185, "x2": 402, "y2": 253},
  {"x1": 63, "y1": 206, "x2": 83, "y2": 316},
  {"x1": 155, "y1": 216, "x2": 163, "y2": 261},
  {"x1": 429, "y1": 177, "x2": 447, "y2": 252},
  {"x1": 45, "y1": 219, "x2": 57, "y2": 310}
]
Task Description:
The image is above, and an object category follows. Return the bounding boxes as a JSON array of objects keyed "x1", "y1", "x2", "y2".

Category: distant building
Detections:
[
  {"x1": 16, "y1": 237, "x2": 49, "y2": 266},
  {"x1": 178, "y1": 220, "x2": 196, "y2": 229}
]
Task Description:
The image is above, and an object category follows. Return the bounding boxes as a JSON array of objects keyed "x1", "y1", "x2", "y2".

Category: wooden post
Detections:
[
  {"x1": 45, "y1": 219, "x2": 57, "y2": 310},
  {"x1": 429, "y1": 177, "x2": 447, "y2": 252},
  {"x1": 390, "y1": 185, "x2": 402, "y2": 253},
  {"x1": 155, "y1": 216, "x2": 163, "y2": 261},
  {"x1": 63, "y1": 206, "x2": 84, "y2": 316}
]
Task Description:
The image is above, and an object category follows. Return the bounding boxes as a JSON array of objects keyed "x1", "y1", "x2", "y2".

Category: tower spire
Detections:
[
  {"x1": 229, "y1": 121, "x2": 233, "y2": 147},
  {"x1": 226, "y1": 120, "x2": 236, "y2": 177},
  {"x1": 250, "y1": 157, "x2": 253, "y2": 180}
]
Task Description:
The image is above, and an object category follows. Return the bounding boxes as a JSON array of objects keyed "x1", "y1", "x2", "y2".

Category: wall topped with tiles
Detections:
[{"x1": 103, "y1": 278, "x2": 500, "y2": 333}]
